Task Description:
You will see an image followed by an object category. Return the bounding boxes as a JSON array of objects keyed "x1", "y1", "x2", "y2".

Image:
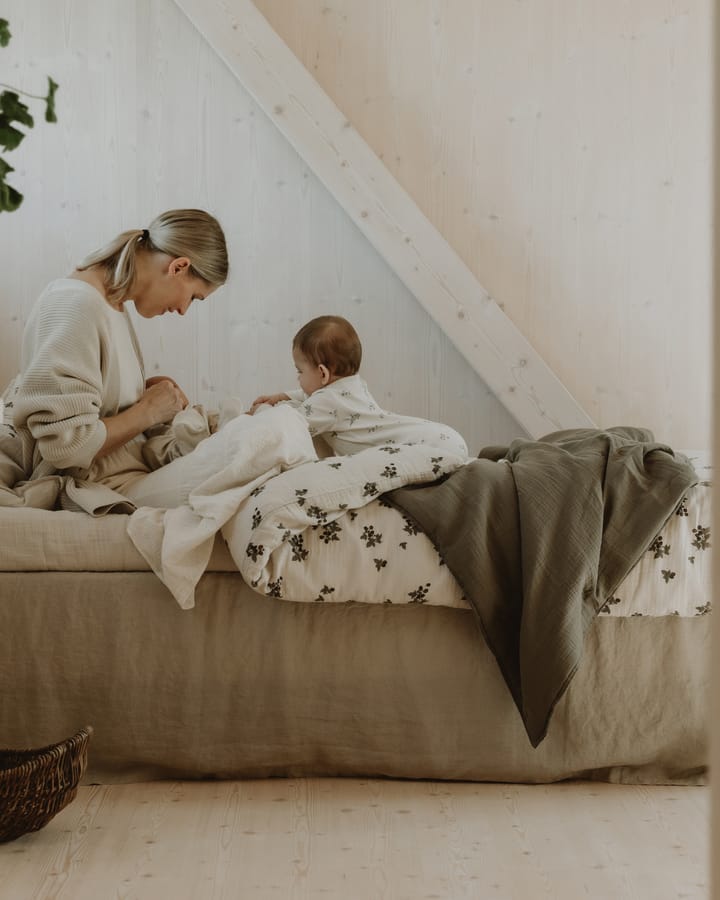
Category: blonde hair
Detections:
[
  {"x1": 77, "y1": 208, "x2": 229, "y2": 305},
  {"x1": 293, "y1": 315, "x2": 362, "y2": 377}
]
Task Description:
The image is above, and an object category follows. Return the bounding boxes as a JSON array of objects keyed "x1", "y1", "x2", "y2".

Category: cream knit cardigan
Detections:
[{"x1": 1, "y1": 279, "x2": 149, "y2": 512}]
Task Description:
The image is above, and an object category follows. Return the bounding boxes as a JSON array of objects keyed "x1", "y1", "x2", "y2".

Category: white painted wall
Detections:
[
  {"x1": 0, "y1": 0, "x2": 711, "y2": 451},
  {"x1": 0, "y1": 0, "x2": 520, "y2": 452}
]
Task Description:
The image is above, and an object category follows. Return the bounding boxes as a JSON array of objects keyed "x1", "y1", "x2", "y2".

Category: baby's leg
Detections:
[
  {"x1": 406, "y1": 419, "x2": 469, "y2": 459},
  {"x1": 430, "y1": 424, "x2": 469, "y2": 459}
]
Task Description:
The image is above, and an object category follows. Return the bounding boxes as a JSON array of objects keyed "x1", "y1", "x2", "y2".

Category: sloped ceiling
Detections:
[{"x1": 174, "y1": 0, "x2": 595, "y2": 437}]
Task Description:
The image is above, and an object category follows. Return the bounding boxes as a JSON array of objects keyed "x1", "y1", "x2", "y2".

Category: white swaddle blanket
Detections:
[{"x1": 127, "y1": 404, "x2": 317, "y2": 608}]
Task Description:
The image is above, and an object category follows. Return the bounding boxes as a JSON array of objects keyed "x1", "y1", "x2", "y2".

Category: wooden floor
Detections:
[{"x1": 0, "y1": 779, "x2": 708, "y2": 899}]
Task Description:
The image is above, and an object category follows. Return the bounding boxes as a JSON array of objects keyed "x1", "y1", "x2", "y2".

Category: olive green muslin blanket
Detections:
[{"x1": 387, "y1": 427, "x2": 698, "y2": 747}]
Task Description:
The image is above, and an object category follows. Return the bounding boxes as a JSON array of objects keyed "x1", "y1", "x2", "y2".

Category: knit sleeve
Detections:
[{"x1": 12, "y1": 290, "x2": 109, "y2": 470}]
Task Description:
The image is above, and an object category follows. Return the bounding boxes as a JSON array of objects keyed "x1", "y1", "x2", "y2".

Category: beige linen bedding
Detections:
[
  {"x1": 0, "y1": 571, "x2": 707, "y2": 785},
  {"x1": 0, "y1": 507, "x2": 236, "y2": 572},
  {"x1": 0, "y1": 448, "x2": 710, "y2": 785}
]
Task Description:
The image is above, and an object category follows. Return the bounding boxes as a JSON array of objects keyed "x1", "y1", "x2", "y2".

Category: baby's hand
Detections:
[{"x1": 249, "y1": 393, "x2": 291, "y2": 415}]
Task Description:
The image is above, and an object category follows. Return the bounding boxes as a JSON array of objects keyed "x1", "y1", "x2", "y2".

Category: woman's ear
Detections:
[
  {"x1": 318, "y1": 364, "x2": 331, "y2": 385},
  {"x1": 169, "y1": 257, "x2": 191, "y2": 276}
]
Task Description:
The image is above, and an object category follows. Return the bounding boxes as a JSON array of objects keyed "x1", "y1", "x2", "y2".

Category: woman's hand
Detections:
[
  {"x1": 95, "y1": 381, "x2": 187, "y2": 460},
  {"x1": 140, "y1": 379, "x2": 188, "y2": 426},
  {"x1": 95, "y1": 378, "x2": 188, "y2": 461},
  {"x1": 249, "y1": 393, "x2": 291, "y2": 415},
  {"x1": 145, "y1": 375, "x2": 189, "y2": 409}
]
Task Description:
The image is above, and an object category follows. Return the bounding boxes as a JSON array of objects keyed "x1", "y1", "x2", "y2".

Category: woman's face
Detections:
[{"x1": 133, "y1": 255, "x2": 215, "y2": 318}]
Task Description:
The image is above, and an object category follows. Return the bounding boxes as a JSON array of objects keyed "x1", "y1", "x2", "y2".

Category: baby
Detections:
[{"x1": 251, "y1": 315, "x2": 469, "y2": 458}]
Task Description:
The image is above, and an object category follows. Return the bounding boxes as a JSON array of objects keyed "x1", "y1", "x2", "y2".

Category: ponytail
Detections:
[{"x1": 77, "y1": 209, "x2": 229, "y2": 306}]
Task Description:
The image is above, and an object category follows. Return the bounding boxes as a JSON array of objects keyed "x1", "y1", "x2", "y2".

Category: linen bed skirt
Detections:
[{"x1": 0, "y1": 571, "x2": 707, "y2": 785}]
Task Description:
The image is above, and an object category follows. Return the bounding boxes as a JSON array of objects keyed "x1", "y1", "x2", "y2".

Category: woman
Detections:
[{"x1": 1, "y1": 208, "x2": 229, "y2": 513}]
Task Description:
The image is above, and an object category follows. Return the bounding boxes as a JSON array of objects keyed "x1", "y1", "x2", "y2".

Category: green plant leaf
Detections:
[
  {"x1": 0, "y1": 19, "x2": 58, "y2": 213},
  {"x1": 0, "y1": 119, "x2": 26, "y2": 151},
  {"x1": 0, "y1": 183, "x2": 23, "y2": 212},
  {"x1": 45, "y1": 77, "x2": 59, "y2": 123},
  {"x1": 0, "y1": 157, "x2": 22, "y2": 212},
  {"x1": 0, "y1": 91, "x2": 34, "y2": 129}
]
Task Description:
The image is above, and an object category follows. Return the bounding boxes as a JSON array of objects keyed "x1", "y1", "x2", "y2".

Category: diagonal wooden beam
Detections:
[{"x1": 174, "y1": 0, "x2": 595, "y2": 436}]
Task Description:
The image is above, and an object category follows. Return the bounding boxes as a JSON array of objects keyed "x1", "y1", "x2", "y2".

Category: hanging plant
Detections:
[{"x1": 0, "y1": 18, "x2": 58, "y2": 213}]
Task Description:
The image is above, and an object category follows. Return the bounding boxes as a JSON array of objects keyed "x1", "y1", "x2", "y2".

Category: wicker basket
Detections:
[{"x1": 0, "y1": 727, "x2": 93, "y2": 843}]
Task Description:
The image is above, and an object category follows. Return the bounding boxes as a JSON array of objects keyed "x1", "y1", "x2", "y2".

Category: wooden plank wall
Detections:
[
  {"x1": 252, "y1": 0, "x2": 713, "y2": 451},
  {"x1": 174, "y1": 0, "x2": 595, "y2": 438},
  {"x1": 0, "y1": 0, "x2": 711, "y2": 451}
]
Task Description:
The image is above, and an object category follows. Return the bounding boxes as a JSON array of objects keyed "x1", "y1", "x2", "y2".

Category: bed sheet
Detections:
[{"x1": 0, "y1": 452, "x2": 710, "y2": 619}]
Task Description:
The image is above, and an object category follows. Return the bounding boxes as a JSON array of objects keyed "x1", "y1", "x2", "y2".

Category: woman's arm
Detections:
[
  {"x1": 15, "y1": 286, "x2": 189, "y2": 468},
  {"x1": 95, "y1": 380, "x2": 187, "y2": 459}
]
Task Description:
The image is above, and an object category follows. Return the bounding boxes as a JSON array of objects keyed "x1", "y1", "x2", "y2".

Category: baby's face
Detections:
[{"x1": 293, "y1": 348, "x2": 326, "y2": 396}]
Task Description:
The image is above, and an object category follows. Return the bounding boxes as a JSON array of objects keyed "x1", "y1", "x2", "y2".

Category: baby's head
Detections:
[{"x1": 292, "y1": 315, "x2": 362, "y2": 396}]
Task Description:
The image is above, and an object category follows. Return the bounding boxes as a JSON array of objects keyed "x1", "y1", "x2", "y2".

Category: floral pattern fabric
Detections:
[
  {"x1": 599, "y1": 455, "x2": 712, "y2": 618},
  {"x1": 229, "y1": 448, "x2": 711, "y2": 619},
  {"x1": 224, "y1": 442, "x2": 468, "y2": 601}
]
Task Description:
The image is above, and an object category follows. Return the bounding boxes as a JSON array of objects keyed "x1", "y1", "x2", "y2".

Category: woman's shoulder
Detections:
[
  {"x1": 23, "y1": 279, "x2": 115, "y2": 354},
  {"x1": 40, "y1": 277, "x2": 107, "y2": 306},
  {"x1": 32, "y1": 278, "x2": 111, "y2": 325}
]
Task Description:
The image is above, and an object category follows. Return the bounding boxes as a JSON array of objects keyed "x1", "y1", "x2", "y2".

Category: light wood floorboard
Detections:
[{"x1": 0, "y1": 779, "x2": 708, "y2": 900}]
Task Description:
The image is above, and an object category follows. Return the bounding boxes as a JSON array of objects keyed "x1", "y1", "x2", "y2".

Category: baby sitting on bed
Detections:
[
  {"x1": 249, "y1": 315, "x2": 469, "y2": 458},
  {"x1": 143, "y1": 315, "x2": 468, "y2": 468}
]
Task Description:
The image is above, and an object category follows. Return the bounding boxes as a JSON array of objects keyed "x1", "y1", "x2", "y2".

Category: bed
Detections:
[{"x1": 0, "y1": 431, "x2": 710, "y2": 786}]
